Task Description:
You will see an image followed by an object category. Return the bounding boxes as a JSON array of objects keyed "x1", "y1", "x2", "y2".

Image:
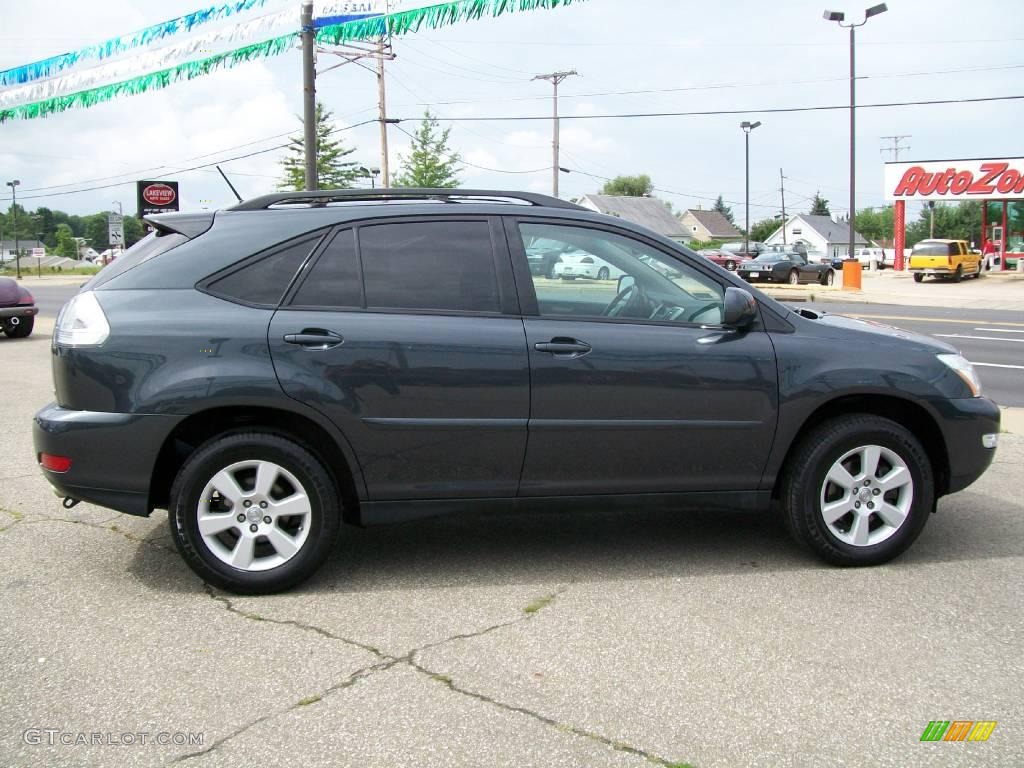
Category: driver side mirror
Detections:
[
  {"x1": 617, "y1": 275, "x2": 636, "y2": 294},
  {"x1": 722, "y1": 286, "x2": 757, "y2": 328}
]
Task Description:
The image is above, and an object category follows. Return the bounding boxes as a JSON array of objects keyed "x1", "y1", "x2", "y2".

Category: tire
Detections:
[
  {"x1": 168, "y1": 432, "x2": 341, "y2": 594},
  {"x1": 788, "y1": 269, "x2": 800, "y2": 285},
  {"x1": 781, "y1": 415, "x2": 934, "y2": 567},
  {"x1": 913, "y1": 273, "x2": 924, "y2": 283},
  {"x1": 597, "y1": 267, "x2": 610, "y2": 281},
  {"x1": 820, "y1": 270, "x2": 835, "y2": 286},
  {"x1": 953, "y1": 264, "x2": 963, "y2": 283},
  {"x1": 3, "y1": 317, "x2": 33, "y2": 338}
]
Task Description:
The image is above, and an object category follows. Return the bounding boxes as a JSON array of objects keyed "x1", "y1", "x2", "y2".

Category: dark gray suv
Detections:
[{"x1": 34, "y1": 189, "x2": 1000, "y2": 593}]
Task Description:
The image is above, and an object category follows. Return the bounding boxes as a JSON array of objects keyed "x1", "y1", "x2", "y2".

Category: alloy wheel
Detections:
[
  {"x1": 196, "y1": 459, "x2": 312, "y2": 571},
  {"x1": 818, "y1": 444, "x2": 914, "y2": 547}
]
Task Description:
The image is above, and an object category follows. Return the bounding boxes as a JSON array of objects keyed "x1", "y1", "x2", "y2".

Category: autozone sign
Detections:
[{"x1": 885, "y1": 158, "x2": 1024, "y2": 201}]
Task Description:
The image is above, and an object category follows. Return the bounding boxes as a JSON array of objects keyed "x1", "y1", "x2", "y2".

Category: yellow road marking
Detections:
[{"x1": 844, "y1": 313, "x2": 1024, "y2": 328}]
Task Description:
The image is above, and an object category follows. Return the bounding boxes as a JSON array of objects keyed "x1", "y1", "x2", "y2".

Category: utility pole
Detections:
[
  {"x1": 377, "y1": 36, "x2": 390, "y2": 187},
  {"x1": 533, "y1": 70, "x2": 577, "y2": 198},
  {"x1": 779, "y1": 168, "x2": 787, "y2": 245},
  {"x1": 5, "y1": 180, "x2": 20, "y2": 280},
  {"x1": 300, "y1": 0, "x2": 318, "y2": 191},
  {"x1": 880, "y1": 134, "x2": 911, "y2": 162}
]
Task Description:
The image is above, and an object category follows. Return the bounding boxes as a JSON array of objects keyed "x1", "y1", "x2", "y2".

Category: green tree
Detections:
[
  {"x1": 713, "y1": 195, "x2": 735, "y2": 225},
  {"x1": 749, "y1": 217, "x2": 781, "y2": 242},
  {"x1": 393, "y1": 110, "x2": 461, "y2": 188},
  {"x1": 279, "y1": 101, "x2": 361, "y2": 191},
  {"x1": 600, "y1": 174, "x2": 653, "y2": 197},
  {"x1": 85, "y1": 214, "x2": 109, "y2": 252},
  {"x1": 55, "y1": 223, "x2": 77, "y2": 257},
  {"x1": 905, "y1": 200, "x2": 982, "y2": 247},
  {"x1": 809, "y1": 192, "x2": 831, "y2": 217},
  {"x1": 853, "y1": 206, "x2": 894, "y2": 244},
  {"x1": 124, "y1": 215, "x2": 145, "y2": 247}
]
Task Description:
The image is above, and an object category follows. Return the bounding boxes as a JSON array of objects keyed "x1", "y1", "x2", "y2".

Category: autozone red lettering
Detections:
[
  {"x1": 1016, "y1": 174, "x2": 1024, "y2": 193},
  {"x1": 996, "y1": 169, "x2": 1020, "y2": 194},
  {"x1": 893, "y1": 166, "x2": 925, "y2": 196},
  {"x1": 950, "y1": 171, "x2": 972, "y2": 194},
  {"x1": 935, "y1": 169, "x2": 956, "y2": 194},
  {"x1": 917, "y1": 172, "x2": 940, "y2": 195},
  {"x1": 967, "y1": 162, "x2": 1006, "y2": 195}
]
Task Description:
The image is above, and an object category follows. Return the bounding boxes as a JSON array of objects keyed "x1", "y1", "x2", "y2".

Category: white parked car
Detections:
[
  {"x1": 853, "y1": 247, "x2": 889, "y2": 268},
  {"x1": 553, "y1": 250, "x2": 625, "y2": 281}
]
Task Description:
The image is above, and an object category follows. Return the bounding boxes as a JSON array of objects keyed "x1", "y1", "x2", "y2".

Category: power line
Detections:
[
  {"x1": 392, "y1": 124, "x2": 548, "y2": 174},
  {"x1": 409, "y1": 94, "x2": 1024, "y2": 123}
]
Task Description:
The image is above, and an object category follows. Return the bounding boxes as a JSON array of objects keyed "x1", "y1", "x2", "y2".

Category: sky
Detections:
[{"x1": 1, "y1": 0, "x2": 1022, "y2": 229}]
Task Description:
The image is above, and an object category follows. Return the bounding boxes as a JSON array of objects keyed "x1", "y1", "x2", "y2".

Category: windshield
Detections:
[{"x1": 911, "y1": 243, "x2": 952, "y2": 256}]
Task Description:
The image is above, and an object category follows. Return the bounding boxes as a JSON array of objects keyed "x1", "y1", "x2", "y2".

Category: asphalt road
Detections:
[
  {"x1": 805, "y1": 302, "x2": 1024, "y2": 407},
  {"x1": 23, "y1": 281, "x2": 85, "y2": 319},
  {"x1": 1, "y1": 313, "x2": 1022, "y2": 767}
]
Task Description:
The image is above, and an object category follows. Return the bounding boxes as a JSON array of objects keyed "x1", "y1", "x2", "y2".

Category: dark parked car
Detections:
[
  {"x1": 698, "y1": 249, "x2": 740, "y2": 271},
  {"x1": 739, "y1": 251, "x2": 836, "y2": 285},
  {"x1": 721, "y1": 241, "x2": 768, "y2": 259},
  {"x1": 34, "y1": 189, "x2": 999, "y2": 593},
  {"x1": 0, "y1": 277, "x2": 37, "y2": 337}
]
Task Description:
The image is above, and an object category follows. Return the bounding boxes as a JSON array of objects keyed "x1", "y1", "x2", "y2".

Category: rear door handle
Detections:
[
  {"x1": 534, "y1": 338, "x2": 592, "y2": 358},
  {"x1": 283, "y1": 330, "x2": 344, "y2": 349}
]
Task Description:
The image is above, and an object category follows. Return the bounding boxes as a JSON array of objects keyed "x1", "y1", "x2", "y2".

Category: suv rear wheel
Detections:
[
  {"x1": 781, "y1": 415, "x2": 933, "y2": 566},
  {"x1": 169, "y1": 432, "x2": 341, "y2": 594}
]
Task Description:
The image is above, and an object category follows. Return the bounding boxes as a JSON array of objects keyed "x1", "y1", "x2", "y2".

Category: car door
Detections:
[
  {"x1": 506, "y1": 218, "x2": 778, "y2": 496},
  {"x1": 268, "y1": 217, "x2": 530, "y2": 501}
]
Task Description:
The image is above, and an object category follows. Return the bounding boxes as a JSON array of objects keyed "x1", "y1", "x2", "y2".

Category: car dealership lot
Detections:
[{"x1": 2, "y1": 320, "x2": 1023, "y2": 767}]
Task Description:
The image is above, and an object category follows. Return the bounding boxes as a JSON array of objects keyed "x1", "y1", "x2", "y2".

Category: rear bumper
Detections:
[
  {"x1": 931, "y1": 396, "x2": 1000, "y2": 494},
  {"x1": 0, "y1": 305, "x2": 38, "y2": 319},
  {"x1": 32, "y1": 402, "x2": 183, "y2": 517}
]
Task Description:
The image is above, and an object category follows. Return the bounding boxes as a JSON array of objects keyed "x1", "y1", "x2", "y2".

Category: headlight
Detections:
[
  {"x1": 55, "y1": 291, "x2": 110, "y2": 347},
  {"x1": 937, "y1": 353, "x2": 981, "y2": 397}
]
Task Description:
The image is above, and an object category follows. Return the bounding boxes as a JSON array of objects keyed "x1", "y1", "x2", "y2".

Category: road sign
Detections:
[
  {"x1": 108, "y1": 212, "x2": 124, "y2": 247},
  {"x1": 30, "y1": 247, "x2": 45, "y2": 258}
]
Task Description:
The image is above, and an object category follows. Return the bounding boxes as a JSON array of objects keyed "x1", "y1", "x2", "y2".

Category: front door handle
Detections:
[
  {"x1": 534, "y1": 337, "x2": 592, "y2": 358},
  {"x1": 283, "y1": 329, "x2": 344, "y2": 349}
]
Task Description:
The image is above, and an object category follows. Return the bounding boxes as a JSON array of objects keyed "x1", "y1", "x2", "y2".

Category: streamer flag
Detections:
[
  {"x1": 0, "y1": 0, "x2": 586, "y2": 124},
  {"x1": 0, "y1": 0, "x2": 271, "y2": 87}
]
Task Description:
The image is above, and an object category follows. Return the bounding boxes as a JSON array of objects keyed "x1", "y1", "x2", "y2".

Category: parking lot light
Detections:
[{"x1": 741, "y1": 121, "x2": 762, "y2": 257}]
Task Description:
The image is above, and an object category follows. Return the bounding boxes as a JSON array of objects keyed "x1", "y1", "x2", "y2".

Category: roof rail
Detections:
[{"x1": 225, "y1": 188, "x2": 584, "y2": 211}]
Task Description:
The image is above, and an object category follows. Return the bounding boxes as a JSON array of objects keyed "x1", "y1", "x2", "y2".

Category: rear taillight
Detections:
[
  {"x1": 17, "y1": 291, "x2": 34, "y2": 305},
  {"x1": 40, "y1": 453, "x2": 72, "y2": 473},
  {"x1": 55, "y1": 291, "x2": 109, "y2": 346}
]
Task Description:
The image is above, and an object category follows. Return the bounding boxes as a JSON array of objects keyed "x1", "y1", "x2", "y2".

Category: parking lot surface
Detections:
[{"x1": 2, "y1": 321, "x2": 1022, "y2": 767}]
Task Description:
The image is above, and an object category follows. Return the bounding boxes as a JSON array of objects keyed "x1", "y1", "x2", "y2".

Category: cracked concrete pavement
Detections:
[{"x1": 2, "y1": 324, "x2": 1023, "y2": 767}]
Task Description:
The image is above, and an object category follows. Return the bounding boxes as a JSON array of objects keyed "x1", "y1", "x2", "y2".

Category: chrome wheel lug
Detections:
[
  {"x1": 236, "y1": 514, "x2": 246, "y2": 523},
  {"x1": 259, "y1": 501, "x2": 268, "y2": 509},
  {"x1": 263, "y1": 516, "x2": 272, "y2": 524},
  {"x1": 243, "y1": 500, "x2": 252, "y2": 508},
  {"x1": 249, "y1": 524, "x2": 258, "y2": 533},
  {"x1": 863, "y1": 479, "x2": 870, "y2": 487},
  {"x1": 872, "y1": 488, "x2": 880, "y2": 496},
  {"x1": 854, "y1": 501, "x2": 861, "y2": 509},
  {"x1": 867, "y1": 502, "x2": 875, "y2": 509}
]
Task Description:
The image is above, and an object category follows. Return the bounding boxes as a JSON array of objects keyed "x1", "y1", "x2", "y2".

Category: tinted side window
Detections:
[
  {"x1": 359, "y1": 221, "x2": 499, "y2": 313},
  {"x1": 291, "y1": 230, "x2": 361, "y2": 307},
  {"x1": 208, "y1": 236, "x2": 319, "y2": 306}
]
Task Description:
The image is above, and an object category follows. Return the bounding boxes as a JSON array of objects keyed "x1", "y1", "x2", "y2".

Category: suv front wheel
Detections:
[
  {"x1": 781, "y1": 415, "x2": 934, "y2": 566},
  {"x1": 169, "y1": 432, "x2": 341, "y2": 594}
]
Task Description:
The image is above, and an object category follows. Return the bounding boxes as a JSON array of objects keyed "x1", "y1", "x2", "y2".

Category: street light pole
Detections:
[
  {"x1": 741, "y1": 121, "x2": 761, "y2": 255},
  {"x1": 5, "y1": 180, "x2": 21, "y2": 280},
  {"x1": 824, "y1": 4, "x2": 888, "y2": 261}
]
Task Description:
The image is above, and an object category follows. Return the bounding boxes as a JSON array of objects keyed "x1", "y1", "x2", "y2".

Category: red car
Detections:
[
  {"x1": 698, "y1": 249, "x2": 741, "y2": 271},
  {"x1": 0, "y1": 277, "x2": 37, "y2": 338}
]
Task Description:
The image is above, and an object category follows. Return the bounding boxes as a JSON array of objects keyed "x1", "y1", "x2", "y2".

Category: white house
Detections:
[{"x1": 765, "y1": 214, "x2": 867, "y2": 260}]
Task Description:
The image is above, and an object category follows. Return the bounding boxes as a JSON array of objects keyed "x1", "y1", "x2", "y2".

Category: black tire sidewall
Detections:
[
  {"x1": 5, "y1": 317, "x2": 33, "y2": 338},
  {"x1": 169, "y1": 433, "x2": 340, "y2": 594},
  {"x1": 786, "y1": 417, "x2": 934, "y2": 566}
]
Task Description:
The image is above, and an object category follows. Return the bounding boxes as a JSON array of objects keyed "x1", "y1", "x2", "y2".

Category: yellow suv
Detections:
[{"x1": 909, "y1": 239, "x2": 982, "y2": 283}]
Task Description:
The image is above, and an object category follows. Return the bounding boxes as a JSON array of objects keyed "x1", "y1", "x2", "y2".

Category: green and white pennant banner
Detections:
[{"x1": 0, "y1": 0, "x2": 586, "y2": 123}]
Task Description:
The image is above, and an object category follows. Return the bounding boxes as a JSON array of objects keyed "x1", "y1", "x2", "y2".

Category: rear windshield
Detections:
[
  {"x1": 87, "y1": 231, "x2": 188, "y2": 289},
  {"x1": 911, "y1": 242, "x2": 952, "y2": 256}
]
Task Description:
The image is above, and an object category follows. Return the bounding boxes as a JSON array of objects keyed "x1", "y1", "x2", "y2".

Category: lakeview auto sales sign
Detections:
[
  {"x1": 137, "y1": 180, "x2": 180, "y2": 216},
  {"x1": 885, "y1": 157, "x2": 1024, "y2": 201}
]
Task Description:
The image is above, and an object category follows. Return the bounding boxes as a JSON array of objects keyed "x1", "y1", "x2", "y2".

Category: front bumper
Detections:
[
  {"x1": 33, "y1": 402, "x2": 183, "y2": 517},
  {"x1": 0, "y1": 304, "x2": 38, "y2": 319},
  {"x1": 931, "y1": 396, "x2": 1001, "y2": 494}
]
